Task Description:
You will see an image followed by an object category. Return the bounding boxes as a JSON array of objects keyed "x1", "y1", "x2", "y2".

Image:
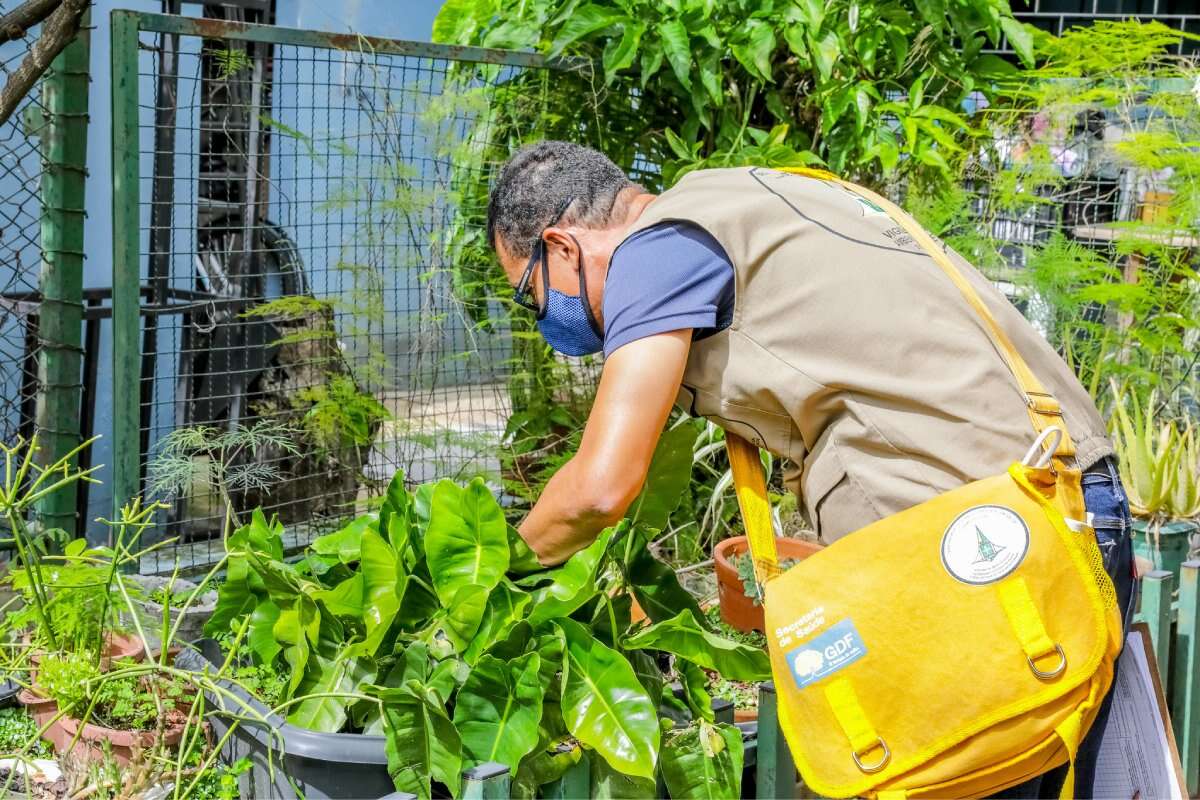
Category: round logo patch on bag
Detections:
[{"x1": 940, "y1": 505, "x2": 1030, "y2": 585}]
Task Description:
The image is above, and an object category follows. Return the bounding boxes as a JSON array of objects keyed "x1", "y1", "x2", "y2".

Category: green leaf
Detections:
[
  {"x1": 508, "y1": 525, "x2": 543, "y2": 575},
  {"x1": 627, "y1": 649, "x2": 664, "y2": 710},
  {"x1": 314, "y1": 572, "x2": 365, "y2": 618},
  {"x1": 512, "y1": 745, "x2": 582, "y2": 800},
  {"x1": 274, "y1": 596, "x2": 320, "y2": 694},
  {"x1": 999, "y1": 17, "x2": 1035, "y2": 68},
  {"x1": 809, "y1": 31, "x2": 840, "y2": 82},
  {"x1": 455, "y1": 653, "x2": 545, "y2": 772},
  {"x1": 360, "y1": 530, "x2": 402, "y2": 653},
  {"x1": 556, "y1": 619, "x2": 659, "y2": 779},
  {"x1": 528, "y1": 525, "x2": 615, "y2": 625},
  {"x1": 657, "y1": 19, "x2": 692, "y2": 91},
  {"x1": 380, "y1": 682, "x2": 463, "y2": 800},
  {"x1": 624, "y1": 608, "x2": 770, "y2": 682},
  {"x1": 678, "y1": 660, "x2": 714, "y2": 723},
  {"x1": 465, "y1": 580, "x2": 532, "y2": 663},
  {"x1": 913, "y1": 0, "x2": 946, "y2": 31},
  {"x1": 439, "y1": 583, "x2": 491, "y2": 653},
  {"x1": 590, "y1": 755, "x2": 657, "y2": 799},
  {"x1": 697, "y1": 50, "x2": 723, "y2": 107},
  {"x1": 431, "y1": 0, "x2": 494, "y2": 44},
  {"x1": 730, "y1": 21, "x2": 775, "y2": 83},
  {"x1": 603, "y1": 21, "x2": 646, "y2": 84},
  {"x1": 660, "y1": 721, "x2": 743, "y2": 799},
  {"x1": 248, "y1": 600, "x2": 282, "y2": 665},
  {"x1": 288, "y1": 647, "x2": 373, "y2": 732},
  {"x1": 782, "y1": 24, "x2": 808, "y2": 63},
  {"x1": 550, "y1": 4, "x2": 621, "y2": 56},
  {"x1": 630, "y1": 423, "x2": 696, "y2": 532},
  {"x1": 311, "y1": 515, "x2": 377, "y2": 565},
  {"x1": 397, "y1": 572, "x2": 440, "y2": 631},
  {"x1": 639, "y1": 43, "x2": 664, "y2": 89},
  {"x1": 623, "y1": 525, "x2": 705, "y2": 624},
  {"x1": 425, "y1": 478, "x2": 509, "y2": 604}
]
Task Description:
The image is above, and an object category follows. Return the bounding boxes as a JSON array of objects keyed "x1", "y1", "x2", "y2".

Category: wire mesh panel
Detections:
[
  {"x1": 111, "y1": 14, "x2": 615, "y2": 572},
  {"x1": 0, "y1": 5, "x2": 51, "y2": 448}
]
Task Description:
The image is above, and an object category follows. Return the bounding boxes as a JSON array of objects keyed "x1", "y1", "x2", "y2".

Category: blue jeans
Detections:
[{"x1": 991, "y1": 456, "x2": 1136, "y2": 799}]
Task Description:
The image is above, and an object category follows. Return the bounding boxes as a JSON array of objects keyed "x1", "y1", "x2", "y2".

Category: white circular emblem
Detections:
[
  {"x1": 940, "y1": 505, "x2": 1030, "y2": 585},
  {"x1": 793, "y1": 649, "x2": 824, "y2": 678}
]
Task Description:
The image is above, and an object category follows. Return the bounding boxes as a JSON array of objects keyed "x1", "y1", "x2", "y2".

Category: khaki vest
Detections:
[{"x1": 623, "y1": 167, "x2": 1112, "y2": 543}]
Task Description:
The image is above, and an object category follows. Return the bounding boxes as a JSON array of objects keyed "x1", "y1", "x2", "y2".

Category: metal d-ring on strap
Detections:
[
  {"x1": 853, "y1": 738, "x2": 892, "y2": 773},
  {"x1": 1028, "y1": 643, "x2": 1069, "y2": 680},
  {"x1": 1020, "y1": 426, "x2": 1064, "y2": 470}
]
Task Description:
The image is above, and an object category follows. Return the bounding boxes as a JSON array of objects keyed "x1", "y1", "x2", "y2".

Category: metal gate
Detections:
[{"x1": 108, "y1": 11, "x2": 618, "y2": 571}]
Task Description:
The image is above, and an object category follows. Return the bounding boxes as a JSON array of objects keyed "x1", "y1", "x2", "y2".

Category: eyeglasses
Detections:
[{"x1": 513, "y1": 196, "x2": 573, "y2": 314}]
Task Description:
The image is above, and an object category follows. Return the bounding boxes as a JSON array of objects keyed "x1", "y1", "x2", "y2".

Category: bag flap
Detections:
[{"x1": 762, "y1": 468, "x2": 1110, "y2": 798}]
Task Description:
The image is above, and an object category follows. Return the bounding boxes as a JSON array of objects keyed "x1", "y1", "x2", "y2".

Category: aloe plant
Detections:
[
  {"x1": 1110, "y1": 388, "x2": 1176, "y2": 519},
  {"x1": 206, "y1": 434, "x2": 769, "y2": 799}
]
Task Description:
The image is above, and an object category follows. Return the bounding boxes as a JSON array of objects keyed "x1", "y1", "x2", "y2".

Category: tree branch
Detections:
[
  {"x1": 0, "y1": 0, "x2": 62, "y2": 45},
  {"x1": 0, "y1": 0, "x2": 86, "y2": 128}
]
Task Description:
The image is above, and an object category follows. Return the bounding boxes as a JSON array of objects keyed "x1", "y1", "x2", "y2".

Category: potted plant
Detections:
[
  {"x1": 192, "y1": 449, "x2": 772, "y2": 800},
  {"x1": 714, "y1": 536, "x2": 822, "y2": 633},
  {"x1": 127, "y1": 574, "x2": 219, "y2": 647},
  {"x1": 1111, "y1": 390, "x2": 1200, "y2": 576},
  {"x1": 16, "y1": 652, "x2": 189, "y2": 767}
]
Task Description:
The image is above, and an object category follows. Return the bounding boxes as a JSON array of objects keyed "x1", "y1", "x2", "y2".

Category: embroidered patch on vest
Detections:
[
  {"x1": 785, "y1": 619, "x2": 867, "y2": 690},
  {"x1": 940, "y1": 505, "x2": 1030, "y2": 585}
]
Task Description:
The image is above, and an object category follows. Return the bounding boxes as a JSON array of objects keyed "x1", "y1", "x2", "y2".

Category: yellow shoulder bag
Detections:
[{"x1": 725, "y1": 169, "x2": 1123, "y2": 799}]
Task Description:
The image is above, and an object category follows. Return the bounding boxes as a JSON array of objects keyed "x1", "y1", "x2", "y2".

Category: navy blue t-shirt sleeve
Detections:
[{"x1": 602, "y1": 222, "x2": 735, "y2": 357}]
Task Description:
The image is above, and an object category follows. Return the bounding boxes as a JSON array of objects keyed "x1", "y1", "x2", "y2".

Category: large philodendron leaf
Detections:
[
  {"x1": 359, "y1": 530, "x2": 402, "y2": 653},
  {"x1": 288, "y1": 646, "x2": 374, "y2": 732},
  {"x1": 555, "y1": 619, "x2": 659, "y2": 780},
  {"x1": 310, "y1": 514, "x2": 378, "y2": 565},
  {"x1": 247, "y1": 599, "x2": 282, "y2": 665},
  {"x1": 622, "y1": 525, "x2": 705, "y2": 625},
  {"x1": 454, "y1": 653, "x2": 545, "y2": 772},
  {"x1": 424, "y1": 478, "x2": 509, "y2": 604},
  {"x1": 528, "y1": 525, "x2": 617, "y2": 625},
  {"x1": 464, "y1": 580, "x2": 531, "y2": 664},
  {"x1": 380, "y1": 681, "x2": 463, "y2": 800},
  {"x1": 623, "y1": 608, "x2": 770, "y2": 682},
  {"x1": 660, "y1": 721, "x2": 743, "y2": 799},
  {"x1": 511, "y1": 744, "x2": 582, "y2": 800},
  {"x1": 437, "y1": 583, "x2": 490, "y2": 653},
  {"x1": 313, "y1": 572, "x2": 366, "y2": 618},
  {"x1": 628, "y1": 423, "x2": 696, "y2": 530},
  {"x1": 274, "y1": 595, "x2": 321, "y2": 694},
  {"x1": 205, "y1": 510, "x2": 281, "y2": 635}
]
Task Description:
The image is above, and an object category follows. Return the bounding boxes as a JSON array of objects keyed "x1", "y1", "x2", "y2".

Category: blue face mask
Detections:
[{"x1": 535, "y1": 236, "x2": 604, "y2": 356}]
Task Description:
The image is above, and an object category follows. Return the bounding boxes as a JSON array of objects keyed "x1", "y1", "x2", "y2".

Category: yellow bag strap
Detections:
[
  {"x1": 727, "y1": 431, "x2": 779, "y2": 584},
  {"x1": 726, "y1": 167, "x2": 1076, "y2": 580}
]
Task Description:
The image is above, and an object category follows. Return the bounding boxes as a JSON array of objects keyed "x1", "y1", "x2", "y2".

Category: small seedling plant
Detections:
[{"x1": 205, "y1": 425, "x2": 771, "y2": 799}]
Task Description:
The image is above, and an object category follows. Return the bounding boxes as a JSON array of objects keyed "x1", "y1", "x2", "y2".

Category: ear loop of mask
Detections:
[{"x1": 535, "y1": 233, "x2": 604, "y2": 342}]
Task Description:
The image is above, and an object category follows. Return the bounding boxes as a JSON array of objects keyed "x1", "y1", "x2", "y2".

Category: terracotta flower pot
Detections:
[
  {"x1": 17, "y1": 688, "x2": 186, "y2": 767},
  {"x1": 27, "y1": 631, "x2": 145, "y2": 672},
  {"x1": 713, "y1": 535, "x2": 823, "y2": 633}
]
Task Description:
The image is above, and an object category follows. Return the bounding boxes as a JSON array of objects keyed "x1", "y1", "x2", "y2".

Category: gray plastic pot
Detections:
[
  {"x1": 127, "y1": 575, "x2": 218, "y2": 647},
  {"x1": 177, "y1": 641, "x2": 407, "y2": 800}
]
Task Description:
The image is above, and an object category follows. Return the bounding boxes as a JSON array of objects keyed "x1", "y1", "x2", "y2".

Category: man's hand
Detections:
[{"x1": 519, "y1": 330, "x2": 692, "y2": 565}]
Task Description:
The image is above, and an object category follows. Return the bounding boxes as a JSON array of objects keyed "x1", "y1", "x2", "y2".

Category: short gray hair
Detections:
[{"x1": 487, "y1": 141, "x2": 638, "y2": 259}]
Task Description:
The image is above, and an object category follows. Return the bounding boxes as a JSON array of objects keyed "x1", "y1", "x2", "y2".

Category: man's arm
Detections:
[{"x1": 519, "y1": 329, "x2": 692, "y2": 565}]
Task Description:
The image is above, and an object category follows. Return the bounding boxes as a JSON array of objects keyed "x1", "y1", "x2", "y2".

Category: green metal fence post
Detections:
[
  {"x1": 461, "y1": 762, "x2": 510, "y2": 799},
  {"x1": 542, "y1": 749, "x2": 589, "y2": 799},
  {"x1": 1143, "y1": 569, "x2": 1175, "y2": 680},
  {"x1": 1173, "y1": 561, "x2": 1200, "y2": 795},
  {"x1": 110, "y1": 10, "x2": 141, "y2": 524},
  {"x1": 757, "y1": 682, "x2": 796, "y2": 800},
  {"x1": 34, "y1": 9, "x2": 91, "y2": 533}
]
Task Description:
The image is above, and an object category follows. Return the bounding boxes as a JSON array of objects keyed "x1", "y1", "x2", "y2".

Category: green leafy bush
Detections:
[
  {"x1": 206, "y1": 438, "x2": 769, "y2": 799},
  {"x1": 0, "y1": 707, "x2": 50, "y2": 758}
]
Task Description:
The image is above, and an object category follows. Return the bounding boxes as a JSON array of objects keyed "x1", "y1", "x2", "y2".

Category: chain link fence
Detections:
[
  {"x1": 109, "y1": 13, "x2": 624, "y2": 572},
  {"x1": 0, "y1": 3, "x2": 52, "y2": 449}
]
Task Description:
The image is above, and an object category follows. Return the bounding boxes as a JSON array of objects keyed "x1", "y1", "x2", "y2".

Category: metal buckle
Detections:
[
  {"x1": 1028, "y1": 643, "x2": 1067, "y2": 680},
  {"x1": 1025, "y1": 392, "x2": 1064, "y2": 416},
  {"x1": 852, "y1": 738, "x2": 891, "y2": 773}
]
